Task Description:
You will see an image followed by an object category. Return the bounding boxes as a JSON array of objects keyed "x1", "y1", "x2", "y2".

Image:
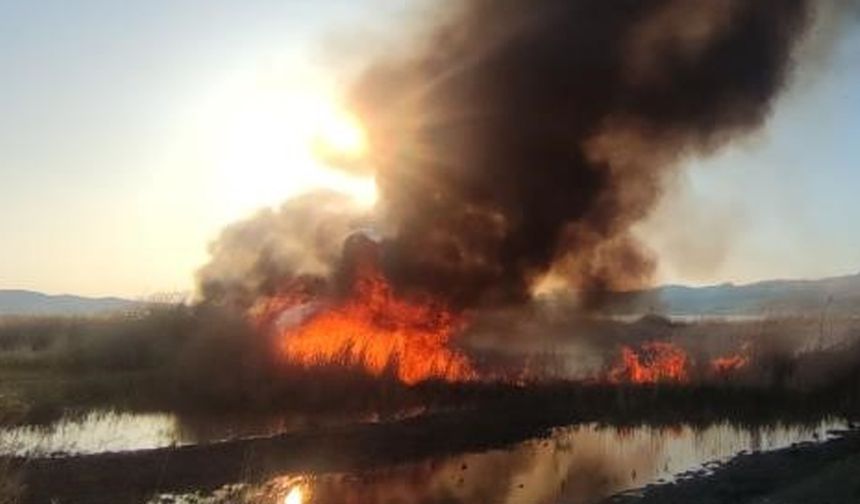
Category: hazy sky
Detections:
[{"x1": 1, "y1": 1, "x2": 859, "y2": 297}]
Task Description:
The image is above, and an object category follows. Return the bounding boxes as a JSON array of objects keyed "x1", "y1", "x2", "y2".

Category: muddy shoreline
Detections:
[{"x1": 605, "y1": 428, "x2": 860, "y2": 504}]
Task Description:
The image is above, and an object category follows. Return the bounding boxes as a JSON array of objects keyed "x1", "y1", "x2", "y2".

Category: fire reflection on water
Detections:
[
  {"x1": 180, "y1": 419, "x2": 844, "y2": 504},
  {"x1": 284, "y1": 485, "x2": 304, "y2": 504}
]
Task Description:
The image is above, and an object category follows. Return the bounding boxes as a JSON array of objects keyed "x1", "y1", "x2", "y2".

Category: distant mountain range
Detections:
[
  {"x1": 2, "y1": 272, "x2": 859, "y2": 317},
  {"x1": 611, "y1": 272, "x2": 860, "y2": 316},
  {"x1": 0, "y1": 290, "x2": 143, "y2": 317}
]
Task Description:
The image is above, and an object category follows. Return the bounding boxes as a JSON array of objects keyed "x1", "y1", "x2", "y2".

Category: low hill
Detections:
[
  {"x1": 0, "y1": 290, "x2": 141, "y2": 316},
  {"x1": 611, "y1": 273, "x2": 860, "y2": 316},
  {"x1": 4, "y1": 272, "x2": 860, "y2": 317}
]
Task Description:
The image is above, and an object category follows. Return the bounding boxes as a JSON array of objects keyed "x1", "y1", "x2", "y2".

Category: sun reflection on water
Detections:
[{"x1": 284, "y1": 485, "x2": 304, "y2": 504}]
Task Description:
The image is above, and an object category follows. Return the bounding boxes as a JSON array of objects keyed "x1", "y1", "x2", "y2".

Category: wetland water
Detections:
[
  {"x1": 160, "y1": 420, "x2": 846, "y2": 504},
  {"x1": 0, "y1": 410, "x2": 846, "y2": 503}
]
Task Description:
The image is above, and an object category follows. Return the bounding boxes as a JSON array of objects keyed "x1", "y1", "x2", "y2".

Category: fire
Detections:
[
  {"x1": 252, "y1": 237, "x2": 475, "y2": 385},
  {"x1": 280, "y1": 274, "x2": 475, "y2": 384},
  {"x1": 609, "y1": 341, "x2": 689, "y2": 384},
  {"x1": 711, "y1": 353, "x2": 749, "y2": 376}
]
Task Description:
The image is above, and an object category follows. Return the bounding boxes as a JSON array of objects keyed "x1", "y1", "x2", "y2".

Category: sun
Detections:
[
  {"x1": 197, "y1": 76, "x2": 376, "y2": 220},
  {"x1": 313, "y1": 105, "x2": 367, "y2": 157}
]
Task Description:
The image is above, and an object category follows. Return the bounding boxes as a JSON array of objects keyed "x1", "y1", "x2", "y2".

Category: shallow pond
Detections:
[
  {"x1": 233, "y1": 421, "x2": 846, "y2": 504},
  {"x1": 0, "y1": 411, "x2": 848, "y2": 503},
  {"x1": 0, "y1": 409, "x2": 379, "y2": 456}
]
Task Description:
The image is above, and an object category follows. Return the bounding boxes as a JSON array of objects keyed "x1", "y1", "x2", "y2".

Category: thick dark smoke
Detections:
[
  {"x1": 198, "y1": 192, "x2": 371, "y2": 307},
  {"x1": 198, "y1": 0, "x2": 823, "y2": 310},
  {"x1": 349, "y1": 0, "x2": 812, "y2": 308}
]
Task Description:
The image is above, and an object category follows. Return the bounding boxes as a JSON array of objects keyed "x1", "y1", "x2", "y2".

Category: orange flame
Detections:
[
  {"x1": 608, "y1": 341, "x2": 689, "y2": 384},
  {"x1": 711, "y1": 353, "x2": 749, "y2": 376},
  {"x1": 251, "y1": 252, "x2": 475, "y2": 385}
]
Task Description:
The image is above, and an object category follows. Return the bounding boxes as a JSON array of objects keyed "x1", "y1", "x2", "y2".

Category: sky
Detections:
[{"x1": 0, "y1": 1, "x2": 858, "y2": 298}]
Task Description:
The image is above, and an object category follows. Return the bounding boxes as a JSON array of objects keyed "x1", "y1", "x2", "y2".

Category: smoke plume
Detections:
[
  {"x1": 198, "y1": 192, "x2": 371, "y2": 307},
  {"x1": 351, "y1": 0, "x2": 812, "y2": 308},
  {"x1": 201, "y1": 0, "x2": 821, "y2": 310}
]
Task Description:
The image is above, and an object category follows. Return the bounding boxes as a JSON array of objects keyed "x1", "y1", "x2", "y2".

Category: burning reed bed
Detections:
[
  {"x1": 1, "y1": 305, "x2": 859, "y2": 430},
  {"x1": 1, "y1": 307, "x2": 859, "y2": 504}
]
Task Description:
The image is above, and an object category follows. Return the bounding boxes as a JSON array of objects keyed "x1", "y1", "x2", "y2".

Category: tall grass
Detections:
[
  {"x1": 1, "y1": 307, "x2": 859, "y2": 426},
  {"x1": 0, "y1": 304, "x2": 415, "y2": 422}
]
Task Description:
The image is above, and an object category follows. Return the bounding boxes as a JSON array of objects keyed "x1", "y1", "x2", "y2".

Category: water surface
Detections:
[{"x1": 140, "y1": 418, "x2": 846, "y2": 504}]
